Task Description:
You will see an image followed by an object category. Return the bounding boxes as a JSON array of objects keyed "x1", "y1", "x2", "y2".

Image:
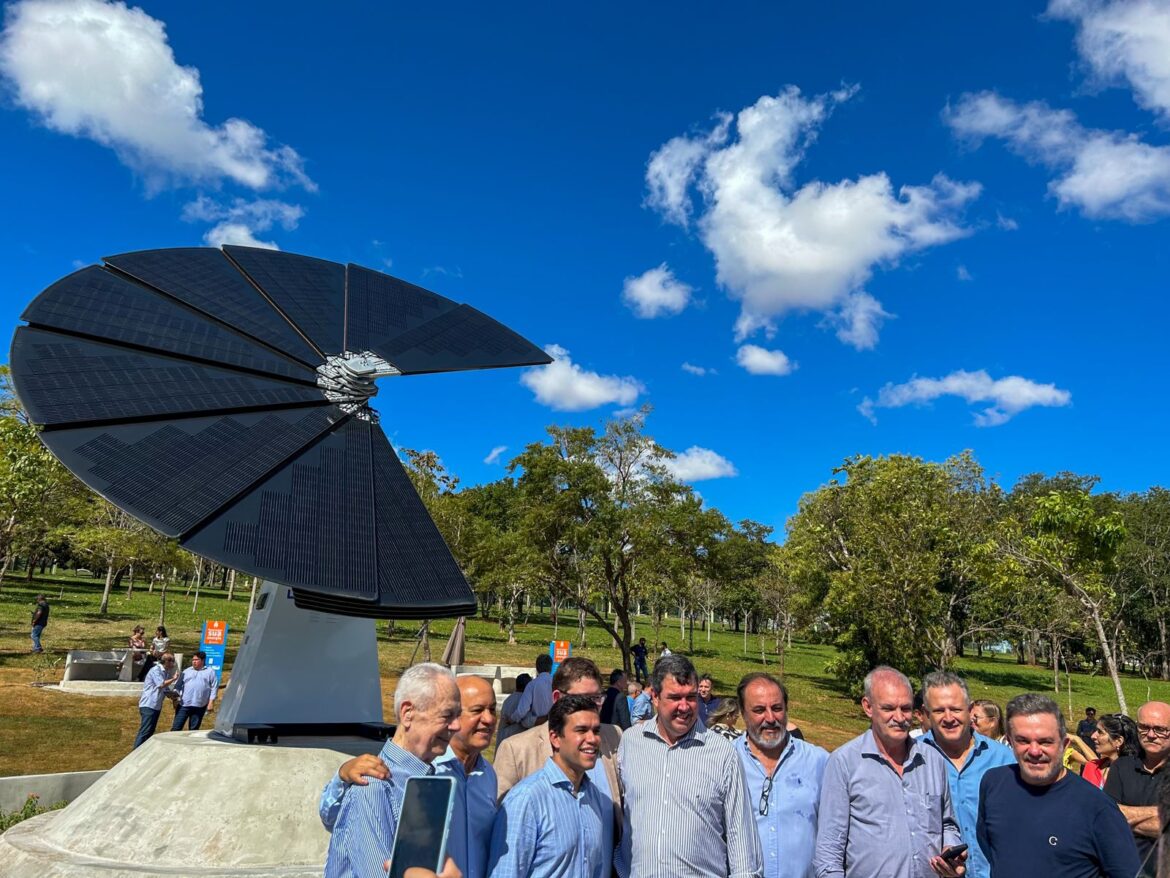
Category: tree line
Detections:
[{"x1": 5, "y1": 364, "x2": 1169, "y2": 712}]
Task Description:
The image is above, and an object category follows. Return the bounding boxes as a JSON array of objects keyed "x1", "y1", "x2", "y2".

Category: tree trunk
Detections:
[
  {"x1": 1088, "y1": 604, "x2": 1128, "y2": 714},
  {"x1": 246, "y1": 577, "x2": 258, "y2": 625},
  {"x1": 576, "y1": 602, "x2": 587, "y2": 649},
  {"x1": 1158, "y1": 615, "x2": 1170, "y2": 682},
  {"x1": 99, "y1": 562, "x2": 115, "y2": 614},
  {"x1": 226, "y1": 569, "x2": 236, "y2": 602},
  {"x1": 159, "y1": 583, "x2": 168, "y2": 626}
]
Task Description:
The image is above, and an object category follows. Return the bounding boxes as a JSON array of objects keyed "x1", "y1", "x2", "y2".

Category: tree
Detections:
[
  {"x1": 1116, "y1": 489, "x2": 1170, "y2": 680},
  {"x1": 987, "y1": 487, "x2": 1129, "y2": 713},
  {"x1": 0, "y1": 366, "x2": 85, "y2": 587},
  {"x1": 785, "y1": 452, "x2": 993, "y2": 691}
]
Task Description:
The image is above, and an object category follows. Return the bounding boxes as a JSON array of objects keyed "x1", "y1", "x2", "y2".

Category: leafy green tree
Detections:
[{"x1": 986, "y1": 486, "x2": 1129, "y2": 712}]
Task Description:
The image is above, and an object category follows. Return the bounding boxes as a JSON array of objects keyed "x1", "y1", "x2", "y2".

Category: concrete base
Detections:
[
  {"x1": 0, "y1": 770, "x2": 106, "y2": 812},
  {"x1": 0, "y1": 730, "x2": 382, "y2": 877}
]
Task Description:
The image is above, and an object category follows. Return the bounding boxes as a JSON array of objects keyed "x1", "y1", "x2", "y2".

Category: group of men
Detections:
[
  {"x1": 132, "y1": 649, "x2": 221, "y2": 749},
  {"x1": 319, "y1": 653, "x2": 1168, "y2": 878}
]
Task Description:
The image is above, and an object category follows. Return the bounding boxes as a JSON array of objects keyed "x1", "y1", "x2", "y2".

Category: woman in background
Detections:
[
  {"x1": 706, "y1": 698, "x2": 743, "y2": 740},
  {"x1": 1083, "y1": 713, "x2": 1141, "y2": 788},
  {"x1": 971, "y1": 699, "x2": 1007, "y2": 743}
]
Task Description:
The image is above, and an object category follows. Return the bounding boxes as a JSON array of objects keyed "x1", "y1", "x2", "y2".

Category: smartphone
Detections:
[
  {"x1": 386, "y1": 776, "x2": 456, "y2": 878},
  {"x1": 941, "y1": 843, "x2": 969, "y2": 861}
]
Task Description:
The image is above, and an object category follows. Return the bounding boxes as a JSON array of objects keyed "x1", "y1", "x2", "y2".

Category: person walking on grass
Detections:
[{"x1": 30, "y1": 594, "x2": 49, "y2": 653}]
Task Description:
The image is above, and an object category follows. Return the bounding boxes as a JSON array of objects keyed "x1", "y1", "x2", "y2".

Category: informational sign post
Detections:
[
  {"x1": 549, "y1": 639, "x2": 571, "y2": 675},
  {"x1": 201, "y1": 620, "x2": 229, "y2": 684}
]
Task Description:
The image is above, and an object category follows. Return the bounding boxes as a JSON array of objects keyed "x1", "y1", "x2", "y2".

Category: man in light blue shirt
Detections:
[
  {"x1": 516, "y1": 653, "x2": 554, "y2": 728},
  {"x1": 736, "y1": 672, "x2": 828, "y2": 878},
  {"x1": 488, "y1": 694, "x2": 611, "y2": 878},
  {"x1": 319, "y1": 674, "x2": 499, "y2": 878},
  {"x1": 134, "y1": 652, "x2": 177, "y2": 748},
  {"x1": 324, "y1": 663, "x2": 462, "y2": 878},
  {"x1": 813, "y1": 665, "x2": 966, "y2": 878},
  {"x1": 170, "y1": 650, "x2": 218, "y2": 731},
  {"x1": 920, "y1": 670, "x2": 1015, "y2": 878},
  {"x1": 629, "y1": 685, "x2": 652, "y2": 723}
]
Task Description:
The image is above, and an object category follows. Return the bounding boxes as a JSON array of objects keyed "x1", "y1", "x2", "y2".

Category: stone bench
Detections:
[{"x1": 63, "y1": 649, "x2": 182, "y2": 683}]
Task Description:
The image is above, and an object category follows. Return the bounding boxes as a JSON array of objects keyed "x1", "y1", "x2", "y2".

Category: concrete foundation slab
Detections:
[{"x1": 0, "y1": 730, "x2": 383, "y2": 877}]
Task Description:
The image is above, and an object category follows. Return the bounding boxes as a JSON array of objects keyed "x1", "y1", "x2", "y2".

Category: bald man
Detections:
[
  {"x1": 1104, "y1": 700, "x2": 1170, "y2": 876},
  {"x1": 321, "y1": 675, "x2": 499, "y2": 878}
]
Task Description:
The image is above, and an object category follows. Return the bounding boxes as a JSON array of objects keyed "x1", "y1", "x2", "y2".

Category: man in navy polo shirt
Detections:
[
  {"x1": 977, "y1": 693, "x2": 1139, "y2": 878},
  {"x1": 920, "y1": 670, "x2": 1014, "y2": 878}
]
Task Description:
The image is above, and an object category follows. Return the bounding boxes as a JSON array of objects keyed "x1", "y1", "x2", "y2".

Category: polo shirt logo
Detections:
[{"x1": 1048, "y1": 836, "x2": 1058, "y2": 846}]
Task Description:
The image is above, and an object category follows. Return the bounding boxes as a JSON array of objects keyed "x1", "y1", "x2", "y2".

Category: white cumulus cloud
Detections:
[
  {"x1": 484, "y1": 445, "x2": 507, "y2": 465},
  {"x1": 681, "y1": 362, "x2": 712, "y2": 376},
  {"x1": 663, "y1": 446, "x2": 738, "y2": 482},
  {"x1": 645, "y1": 86, "x2": 979, "y2": 347},
  {"x1": 1049, "y1": 0, "x2": 1170, "y2": 121},
  {"x1": 0, "y1": 0, "x2": 315, "y2": 193},
  {"x1": 859, "y1": 369, "x2": 1072, "y2": 427},
  {"x1": 945, "y1": 90, "x2": 1170, "y2": 221},
  {"x1": 182, "y1": 196, "x2": 303, "y2": 249},
  {"x1": 622, "y1": 264, "x2": 694, "y2": 318},
  {"x1": 520, "y1": 345, "x2": 644, "y2": 411},
  {"x1": 736, "y1": 344, "x2": 795, "y2": 376}
]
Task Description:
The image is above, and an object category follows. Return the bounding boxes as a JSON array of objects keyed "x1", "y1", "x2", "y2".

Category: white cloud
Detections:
[
  {"x1": 0, "y1": 0, "x2": 315, "y2": 194},
  {"x1": 483, "y1": 445, "x2": 507, "y2": 465},
  {"x1": 646, "y1": 86, "x2": 979, "y2": 348},
  {"x1": 859, "y1": 369, "x2": 1072, "y2": 426},
  {"x1": 996, "y1": 213, "x2": 1020, "y2": 231},
  {"x1": 957, "y1": 265, "x2": 974, "y2": 281},
  {"x1": 622, "y1": 264, "x2": 694, "y2": 318},
  {"x1": 520, "y1": 344, "x2": 644, "y2": 411},
  {"x1": 1049, "y1": 0, "x2": 1170, "y2": 120},
  {"x1": 946, "y1": 91, "x2": 1170, "y2": 221},
  {"x1": 663, "y1": 446, "x2": 738, "y2": 482},
  {"x1": 182, "y1": 196, "x2": 303, "y2": 249},
  {"x1": 681, "y1": 362, "x2": 712, "y2": 376},
  {"x1": 828, "y1": 291, "x2": 892, "y2": 350},
  {"x1": 736, "y1": 344, "x2": 795, "y2": 376}
]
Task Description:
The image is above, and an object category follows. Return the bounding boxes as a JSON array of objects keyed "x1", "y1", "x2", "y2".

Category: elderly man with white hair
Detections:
[{"x1": 324, "y1": 662, "x2": 462, "y2": 878}]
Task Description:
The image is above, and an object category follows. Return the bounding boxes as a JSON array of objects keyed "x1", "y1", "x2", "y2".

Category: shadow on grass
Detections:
[{"x1": 960, "y1": 666, "x2": 1050, "y2": 691}]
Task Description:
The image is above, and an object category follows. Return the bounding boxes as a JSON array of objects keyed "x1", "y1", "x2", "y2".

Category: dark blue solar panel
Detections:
[
  {"x1": 40, "y1": 407, "x2": 342, "y2": 538},
  {"x1": 11, "y1": 328, "x2": 326, "y2": 428},
  {"x1": 21, "y1": 266, "x2": 317, "y2": 383},
  {"x1": 377, "y1": 304, "x2": 553, "y2": 374},
  {"x1": 224, "y1": 246, "x2": 345, "y2": 357},
  {"x1": 344, "y1": 264, "x2": 458, "y2": 354},
  {"x1": 182, "y1": 417, "x2": 378, "y2": 599},
  {"x1": 104, "y1": 249, "x2": 322, "y2": 368},
  {"x1": 369, "y1": 427, "x2": 473, "y2": 610}
]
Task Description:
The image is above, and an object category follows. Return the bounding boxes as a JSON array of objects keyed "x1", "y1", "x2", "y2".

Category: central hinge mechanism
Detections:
[{"x1": 317, "y1": 352, "x2": 400, "y2": 420}]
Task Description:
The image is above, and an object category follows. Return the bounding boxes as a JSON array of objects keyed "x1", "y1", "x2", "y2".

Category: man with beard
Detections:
[
  {"x1": 488, "y1": 694, "x2": 611, "y2": 877},
  {"x1": 616, "y1": 654, "x2": 761, "y2": 877},
  {"x1": 323, "y1": 663, "x2": 462, "y2": 878},
  {"x1": 736, "y1": 672, "x2": 828, "y2": 878},
  {"x1": 814, "y1": 666, "x2": 965, "y2": 878},
  {"x1": 919, "y1": 671, "x2": 1014, "y2": 878},
  {"x1": 977, "y1": 693, "x2": 1138, "y2": 878},
  {"x1": 320, "y1": 675, "x2": 499, "y2": 878}
]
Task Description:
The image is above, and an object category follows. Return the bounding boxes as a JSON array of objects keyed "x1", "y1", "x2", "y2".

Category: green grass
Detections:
[{"x1": 3, "y1": 572, "x2": 1170, "y2": 776}]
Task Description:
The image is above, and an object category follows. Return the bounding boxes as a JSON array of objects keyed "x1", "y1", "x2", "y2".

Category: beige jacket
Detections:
[{"x1": 493, "y1": 721, "x2": 624, "y2": 825}]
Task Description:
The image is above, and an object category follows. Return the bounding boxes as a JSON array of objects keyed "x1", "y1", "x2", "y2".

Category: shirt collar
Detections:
[
  {"x1": 642, "y1": 717, "x2": 707, "y2": 747},
  {"x1": 379, "y1": 740, "x2": 435, "y2": 777},
  {"x1": 540, "y1": 756, "x2": 591, "y2": 792},
  {"x1": 861, "y1": 728, "x2": 925, "y2": 768},
  {"x1": 922, "y1": 729, "x2": 991, "y2": 765},
  {"x1": 435, "y1": 746, "x2": 486, "y2": 777},
  {"x1": 736, "y1": 730, "x2": 796, "y2": 769}
]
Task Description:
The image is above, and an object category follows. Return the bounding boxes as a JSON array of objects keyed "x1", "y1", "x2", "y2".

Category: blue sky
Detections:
[{"x1": 1, "y1": 0, "x2": 1168, "y2": 535}]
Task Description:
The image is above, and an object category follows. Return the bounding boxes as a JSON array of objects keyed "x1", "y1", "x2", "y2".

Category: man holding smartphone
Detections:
[
  {"x1": 324, "y1": 663, "x2": 462, "y2": 878},
  {"x1": 487, "y1": 694, "x2": 611, "y2": 877}
]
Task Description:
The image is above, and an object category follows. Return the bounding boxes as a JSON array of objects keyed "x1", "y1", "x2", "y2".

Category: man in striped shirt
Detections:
[
  {"x1": 488, "y1": 694, "x2": 612, "y2": 877},
  {"x1": 323, "y1": 663, "x2": 462, "y2": 878},
  {"x1": 616, "y1": 654, "x2": 763, "y2": 878}
]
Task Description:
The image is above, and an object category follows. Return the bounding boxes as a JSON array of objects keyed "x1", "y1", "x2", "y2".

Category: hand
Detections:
[
  {"x1": 392, "y1": 858, "x2": 462, "y2": 878},
  {"x1": 929, "y1": 849, "x2": 967, "y2": 877},
  {"x1": 339, "y1": 754, "x2": 390, "y2": 785}
]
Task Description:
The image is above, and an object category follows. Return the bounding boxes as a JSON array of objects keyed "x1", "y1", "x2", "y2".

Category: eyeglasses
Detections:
[
  {"x1": 759, "y1": 775, "x2": 773, "y2": 816},
  {"x1": 1137, "y1": 723, "x2": 1170, "y2": 739}
]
